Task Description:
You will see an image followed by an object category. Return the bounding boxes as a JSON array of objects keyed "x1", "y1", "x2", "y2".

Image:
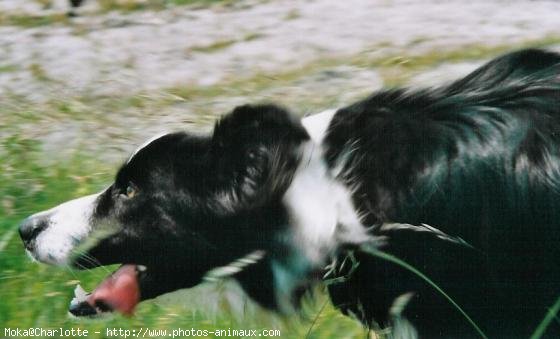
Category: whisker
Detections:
[
  {"x1": 72, "y1": 251, "x2": 111, "y2": 274},
  {"x1": 82, "y1": 253, "x2": 112, "y2": 274},
  {"x1": 63, "y1": 263, "x2": 83, "y2": 281}
]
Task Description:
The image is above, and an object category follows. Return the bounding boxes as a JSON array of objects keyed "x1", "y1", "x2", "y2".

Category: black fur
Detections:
[{"x1": 326, "y1": 49, "x2": 560, "y2": 338}]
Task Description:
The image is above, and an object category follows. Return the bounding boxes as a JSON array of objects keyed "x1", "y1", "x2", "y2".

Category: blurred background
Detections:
[{"x1": 1, "y1": 0, "x2": 560, "y2": 337}]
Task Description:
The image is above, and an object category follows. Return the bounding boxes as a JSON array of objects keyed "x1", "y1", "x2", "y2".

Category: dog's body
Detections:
[{"x1": 19, "y1": 49, "x2": 560, "y2": 338}]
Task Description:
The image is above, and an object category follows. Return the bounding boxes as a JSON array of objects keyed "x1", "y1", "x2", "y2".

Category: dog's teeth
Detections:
[
  {"x1": 71, "y1": 284, "x2": 89, "y2": 306},
  {"x1": 137, "y1": 265, "x2": 147, "y2": 272}
]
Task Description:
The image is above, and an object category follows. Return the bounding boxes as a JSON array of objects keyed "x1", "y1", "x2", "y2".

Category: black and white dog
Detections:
[{"x1": 19, "y1": 49, "x2": 560, "y2": 338}]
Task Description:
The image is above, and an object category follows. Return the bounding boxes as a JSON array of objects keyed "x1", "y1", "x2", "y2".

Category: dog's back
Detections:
[{"x1": 325, "y1": 49, "x2": 560, "y2": 338}]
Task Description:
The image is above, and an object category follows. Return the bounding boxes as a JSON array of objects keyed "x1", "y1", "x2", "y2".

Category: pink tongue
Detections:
[{"x1": 87, "y1": 264, "x2": 140, "y2": 316}]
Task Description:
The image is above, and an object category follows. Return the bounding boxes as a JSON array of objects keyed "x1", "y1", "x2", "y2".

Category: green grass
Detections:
[
  {"x1": 98, "y1": 0, "x2": 152, "y2": 12},
  {"x1": 83, "y1": 0, "x2": 233, "y2": 14},
  {"x1": 190, "y1": 39, "x2": 238, "y2": 53},
  {"x1": 0, "y1": 64, "x2": 18, "y2": 73},
  {"x1": 170, "y1": 0, "x2": 230, "y2": 6},
  {"x1": 283, "y1": 9, "x2": 301, "y2": 21},
  {"x1": 0, "y1": 0, "x2": 230, "y2": 27},
  {"x1": 29, "y1": 63, "x2": 52, "y2": 82},
  {"x1": 361, "y1": 246, "x2": 488, "y2": 339},
  {"x1": 363, "y1": 35, "x2": 560, "y2": 86},
  {"x1": 96, "y1": 0, "x2": 230, "y2": 14},
  {"x1": 190, "y1": 33, "x2": 263, "y2": 53},
  {"x1": 531, "y1": 296, "x2": 560, "y2": 339},
  {"x1": 0, "y1": 13, "x2": 69, "y2": 28}
]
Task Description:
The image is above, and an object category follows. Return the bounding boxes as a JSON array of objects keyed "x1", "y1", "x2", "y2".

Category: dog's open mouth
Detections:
[{"x1": 69, "y1": 264, "x2": 144, "y2": 317}]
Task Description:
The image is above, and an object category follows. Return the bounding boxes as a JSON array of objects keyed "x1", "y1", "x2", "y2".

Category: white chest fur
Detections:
[{"x1": 281, "y1": 111, "x2": 370, "y2": 265}]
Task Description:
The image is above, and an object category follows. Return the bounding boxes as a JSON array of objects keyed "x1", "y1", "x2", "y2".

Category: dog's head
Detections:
[{"x1": 19, "y1": 104, "x2": 368, "y2": 316}]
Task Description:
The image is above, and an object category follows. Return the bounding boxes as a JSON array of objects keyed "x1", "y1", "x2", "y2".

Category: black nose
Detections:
[{"x1": 19, "y1": 216, "x2": 49, "y2": 249}]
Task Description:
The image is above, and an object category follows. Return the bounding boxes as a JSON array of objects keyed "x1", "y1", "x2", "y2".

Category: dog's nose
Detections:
[{"x1": 19, "y1": 215, "x2": 49, "y2": 249}]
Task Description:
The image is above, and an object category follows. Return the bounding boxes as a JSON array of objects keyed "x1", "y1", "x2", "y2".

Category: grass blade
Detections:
[
  {"x1": 0, "y1": 229, "x2": 17, "y2": 253},
  {"x1": 360, "y1": 245, "x2": 488, "y2": 339},
  {"x1": 530, "y1": 295, "x2": 560, "y2": 339}
]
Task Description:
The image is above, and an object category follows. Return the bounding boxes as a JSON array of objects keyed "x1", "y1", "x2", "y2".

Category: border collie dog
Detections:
[{"x1": 19, "y1": 49, "x2": 560, "y2": 338}]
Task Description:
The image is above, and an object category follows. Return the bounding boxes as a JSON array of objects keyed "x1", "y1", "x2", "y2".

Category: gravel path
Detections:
[
  {"x1": 1, "y1": 0, "x2": 560, "y2": 163},
  {"x1": 1, "y1": 0, "x2": 560, "y2": 100}
]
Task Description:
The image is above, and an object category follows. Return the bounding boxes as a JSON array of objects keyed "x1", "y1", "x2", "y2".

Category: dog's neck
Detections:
[
  {"x1": 301, "y1": 109, "x2": 337, "y2": 144},
  {"x1": 279, "y1": 110, "x2": 370, "y2": 267}
]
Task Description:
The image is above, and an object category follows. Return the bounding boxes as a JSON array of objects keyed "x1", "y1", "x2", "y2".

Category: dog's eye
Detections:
[{"x1": 122, "y1": 183, "x2": 138, "y2": 199}]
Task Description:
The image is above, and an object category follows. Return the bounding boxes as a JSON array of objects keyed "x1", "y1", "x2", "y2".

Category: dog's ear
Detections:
[{"x1": 210, "y1": 104, "x2": 309, "y2": 210}]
